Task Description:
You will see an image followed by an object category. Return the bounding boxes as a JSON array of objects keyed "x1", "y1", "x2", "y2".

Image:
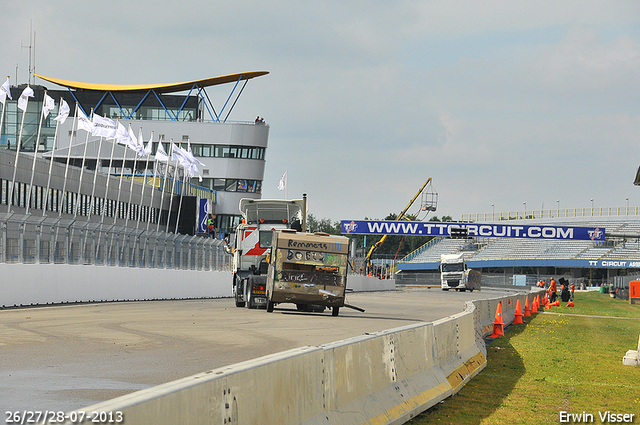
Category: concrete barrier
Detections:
[
  {"x1": 0, "y1": 263, "x2": 232, "y2": 307},
  {"x1": 58, "y1": 289, "x2": 544, "y2": 424},
  {"x1": 1, "y1": 266, "x2": 394, "y2": 308}
]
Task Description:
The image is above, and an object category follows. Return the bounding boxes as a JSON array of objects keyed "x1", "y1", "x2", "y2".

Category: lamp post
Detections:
[
  {"x1": 591, "y1": 198, "x2": 594, "y2": 216},
  {"x1": 492, "y1": 203, "x2": 495, "y2": 221},
  {"x1": 523, "y1": 202, "x2": 526, "y2": 219},
  {"x1": 556, "y1": 200, "x2": 559, "y2": 218},
  {"x1": 626, "y1": 197, "x2": 629, "y2": 215}
]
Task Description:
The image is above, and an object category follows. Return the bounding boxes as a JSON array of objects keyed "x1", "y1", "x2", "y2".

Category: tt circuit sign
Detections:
[{"x1": 340, "y1": 220, "x2": 605, "y2": 241}]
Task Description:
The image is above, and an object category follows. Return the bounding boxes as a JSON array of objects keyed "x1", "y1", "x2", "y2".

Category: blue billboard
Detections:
[{"x1": 340, "y1": 220, "x2": 605, "y2": 241}]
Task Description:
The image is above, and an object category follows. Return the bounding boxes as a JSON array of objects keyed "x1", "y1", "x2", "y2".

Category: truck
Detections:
[
  {"x1": 231, "y1": 197, "x2": 306, "y2": 309},
  {"x1": 265, "y1": 229, "x2": 350, "y2": 316},
  {"x1": 440, "y1": 253, "x2": 481, "y2": 292}
]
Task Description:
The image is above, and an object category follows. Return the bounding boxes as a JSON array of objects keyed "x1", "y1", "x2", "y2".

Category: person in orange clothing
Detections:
[
  {"x1": 570, "y1": 282, "x2": 575, "y2": 300},
  {"x1": 549, "y1": 277, "x2": 557, "y2": 303}
]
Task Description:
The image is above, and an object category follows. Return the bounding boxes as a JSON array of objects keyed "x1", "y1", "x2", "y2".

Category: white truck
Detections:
[
  {"x1": 231, "y1": 197, "x2": 306, "y2": 308},
  {"x1": 440, "y1": 253, "x2": 481, "y2": 292}
]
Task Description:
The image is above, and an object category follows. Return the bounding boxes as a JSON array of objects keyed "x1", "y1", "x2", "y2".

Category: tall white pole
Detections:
[
  {"x1": 113, "y1": 136, "x2": 129, "y2": 224},
  {"x1": 165, "y1": 139, "x2": 179, "y2": 233},
  {"x1": 100, "y1": 128, "x2": 118, "y2": 224},
  {"x1": 137, "y1": 130, "x2": 153, "y2": 230},
  {"x1": 7, "y1": 86, "x2": 31, "y2": 212},
  {"x1": 73, "y1": 109, "x2": 93, "y2": 218},
  {"x1": 42, "y1": 99, "x2": 62, "y2": 216},
  {"x1": 155, "y1": 136, "x2": 169, "y2": 233},
  {"x1": 25, "y1": 90, "x2": 48, "y2": 214},
  {"x1": 0, "y1": 76, "x2": 9, "y2": 154},
  {"x1": 58, "y1": 105, "x2": 79, "y2": 217},
  {"x1": 86, "y1": 135, "x2": 104, "y2": 222}
]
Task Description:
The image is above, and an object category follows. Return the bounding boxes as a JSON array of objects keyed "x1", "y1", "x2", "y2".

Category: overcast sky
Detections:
[{"x1": 3, "y1": 1, "x2": 640, "y2": 222}]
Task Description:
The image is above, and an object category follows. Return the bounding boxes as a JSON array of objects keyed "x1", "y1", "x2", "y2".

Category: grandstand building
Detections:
[
  {"x1": 0, "y1": 72, "x2": 269, "y2": 234},
  {"x1": 397, "y1": 212, "x2": 640, "y2": 286}
]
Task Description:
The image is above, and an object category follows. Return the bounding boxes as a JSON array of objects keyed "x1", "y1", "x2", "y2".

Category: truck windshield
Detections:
[
  {"x1": 259, "y1": 231, "x2": 273, "y2": 248},
  {"x1": 442, "y1": 263, "x2": 464, "y2": 272}
]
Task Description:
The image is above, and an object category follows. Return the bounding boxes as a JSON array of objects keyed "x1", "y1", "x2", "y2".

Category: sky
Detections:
[{"x1": 2, "y1": 1, "x2": 640, "y2": 223}]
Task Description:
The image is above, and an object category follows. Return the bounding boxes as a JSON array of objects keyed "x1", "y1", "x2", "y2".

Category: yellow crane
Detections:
[{"x1": 364, "y1": 178, "x2": 436, "y2": 266}]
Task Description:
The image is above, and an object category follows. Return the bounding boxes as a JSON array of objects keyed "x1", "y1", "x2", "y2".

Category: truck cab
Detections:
[
  {"x1": 440, "y1": 253, "x2": 479, "y2": 292},
  {"x1": 232, "y1": 198, "x2": 305, "y2": 308}
]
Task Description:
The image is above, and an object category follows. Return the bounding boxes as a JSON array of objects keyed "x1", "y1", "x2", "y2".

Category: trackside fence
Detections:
[{"x1": 0, "y1": 212, "x2": 230, "y2": 271}]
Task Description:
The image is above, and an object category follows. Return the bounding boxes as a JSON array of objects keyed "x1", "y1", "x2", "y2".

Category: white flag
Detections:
[
  {"x1": 142, "y1": 132, "x2": 153, "y2": 156},
  {"x1": 155, "y1": 141, "x2": 169, "y2": 162},
  {"x1": 17, "y1": 85, "x2": 34, "y2": 112},
  {"x1": 115, "y1": 122, "x2": 137, "y2": 151},
  {"x1": 42, "y1": 94, "x2": 56, "y2": 118},
  {"x1": 92, "y1": 114, "x2": 117, "y2": 138},
  {"x1": 54, "y1": 99, "x2": 70, "y2": 124},
  {"x1": 0, "y1": 78, "x2": 11, "y2": 105},
  {"x1": 77, "y1": 107, "x2": 94, "y2": 132},
  {"x1": 171, "y1": 143, "x2": 188, "y2": 166},
  {"x1": 278, "y1": 171, "x2": 287, "y2": 191},
  {"x1": 127, "y1": 124, "x2": 143, "y2": 154}
]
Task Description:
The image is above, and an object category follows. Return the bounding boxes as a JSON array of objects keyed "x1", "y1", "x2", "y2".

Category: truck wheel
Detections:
[
  {"x1": 266, "y1": 300, "x2": 274, "y2": 313},
  {"x1": 442, "y1": 288, "x2": 449, "y2": 291},
  {"x1": 332, "y1": 307, "x2": 339, "y2": 317},
  {"x1": 234, "y1": 276, "x2": 245, "y2": 307},
  {"x1": 247, "y1": 290, "x2": 254, "y2": 309}
]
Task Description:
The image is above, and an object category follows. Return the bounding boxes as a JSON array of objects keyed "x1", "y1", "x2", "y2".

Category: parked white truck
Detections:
[{"x1": 440, "y1": 253, "x2": 481, "y2": 292}]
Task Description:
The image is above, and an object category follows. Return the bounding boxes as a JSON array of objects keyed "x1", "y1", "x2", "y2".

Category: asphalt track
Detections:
[{"x1": 0, "y1": 287, "x2": 514, "y2": 414}]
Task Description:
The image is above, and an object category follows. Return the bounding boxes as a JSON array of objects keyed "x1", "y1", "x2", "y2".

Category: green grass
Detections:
[{"x1": 407, "y1": 292, "x2": 640, "y2": 425}]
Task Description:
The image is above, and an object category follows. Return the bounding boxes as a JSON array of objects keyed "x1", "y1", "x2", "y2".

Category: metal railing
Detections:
[
  {"x1": 462, "y1": 206, "x2": 640, "y2": 223},
  {"x1": 0, "y1": 212, "x2": 231, "y2": 271}
]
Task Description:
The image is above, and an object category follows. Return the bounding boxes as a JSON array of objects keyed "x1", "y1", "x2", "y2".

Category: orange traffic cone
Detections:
[
  {"x1": 552, "y1": 300, "x2": 560, "y2": 307},
  {"x1": 490, "y1": 301, "x2": 504, "y2": 337},
  {"x1": 567, "y1": 300, "x2": 574, "y2": 307},
  {"x1": 524, "y1": 296, "x2": 531, "y2": 317},
  {"x1": 514, "y1": 299, "x2": 524, "y2": 324},
  {"x1": 544, "y1": 302, "x2": 551, "y2": 310},
  {"x1": 531, "y1": 295, "x2": 538, "y2": 313}
]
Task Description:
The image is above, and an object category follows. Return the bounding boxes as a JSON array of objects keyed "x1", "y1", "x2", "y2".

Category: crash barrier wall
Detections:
[
  {"x1": 1, "y1": 267, "x2": 391, "y2": 308},
  {"x1": 61, "y1": 290, "x2": 544, "y2": 425}
]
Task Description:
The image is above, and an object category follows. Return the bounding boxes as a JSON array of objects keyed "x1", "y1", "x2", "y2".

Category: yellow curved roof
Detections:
[{"x1": 34, "y1": 71, "x2": 269, "y2": 94}]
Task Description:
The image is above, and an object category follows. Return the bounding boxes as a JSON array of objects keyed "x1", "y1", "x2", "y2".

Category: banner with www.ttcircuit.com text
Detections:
[{"x1": 340, "y1": 220, "x2": 605, "y2": 241}]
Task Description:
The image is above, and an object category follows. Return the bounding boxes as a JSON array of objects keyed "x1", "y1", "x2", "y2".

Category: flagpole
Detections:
[
  {"x1": 0, "y1": 77, "x2": 9, "y2": 162},
  {"x1": 155, "y1": 136, "x2": 169, "y2": 233},
  {"x1": 7, "y1": 85, "x2": 32, "y2": 213},
  {"x1": 73, "y1": 109, "x2": 93, "y2": 218},
  {"x1": 25, "y1": 90, "x2": 48, "y2": 215},
  {"x1": 100, "y1": 124, "x2": 118, "y2": 224},
  {"x1": 113, "y1": 133, "x2": 129, "y2": 225},
  {"x1": 42, "y1": 97, "x2": 64, "y2": 216},
  {"x1": 59, "y1": 104, "x2": 79, "y2": 217},
  {"x1": 165, "y1": 139, "x2": 179, "y2": 233},
  {"x1": 137, "y1": 130, "x2": 153, "y2": 230},
  {"x1": 124, "y1": 125, "x2": 140, "y2": 228},
  {"x1": 285, "y1": 169, "x2": 288, "y2": 200},
  {"x1": 86, "y1": 135, "x2": 104, "y2": 222}
]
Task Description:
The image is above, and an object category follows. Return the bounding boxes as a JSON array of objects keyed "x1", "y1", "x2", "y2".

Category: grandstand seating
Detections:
[{"x1": 400, "y1": 217, "x2": 640, "y2": 265}]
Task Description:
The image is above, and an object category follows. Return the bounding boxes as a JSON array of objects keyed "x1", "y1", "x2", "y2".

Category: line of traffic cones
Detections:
[{"x1": 489, "y1": 290, "x2": 576, "y2": 338}]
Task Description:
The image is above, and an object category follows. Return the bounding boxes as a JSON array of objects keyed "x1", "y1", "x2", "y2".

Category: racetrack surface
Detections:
[{"x1": 0, "y1": 287, "x2": 514, "y2": 413}]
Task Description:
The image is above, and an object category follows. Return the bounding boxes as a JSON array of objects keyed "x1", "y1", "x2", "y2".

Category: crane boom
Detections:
[{"x1": 365, "y1": 178, "x2": 433, "y2": 264}]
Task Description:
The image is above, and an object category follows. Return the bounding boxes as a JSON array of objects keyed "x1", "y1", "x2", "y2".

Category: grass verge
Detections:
[{"x1": 407, "y1": 291, "x2": 640, "y2": 425}]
